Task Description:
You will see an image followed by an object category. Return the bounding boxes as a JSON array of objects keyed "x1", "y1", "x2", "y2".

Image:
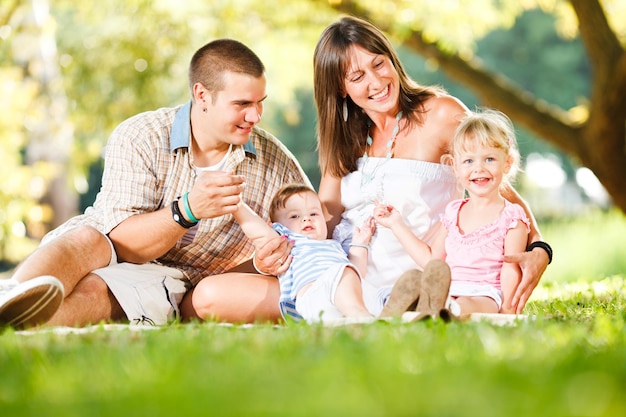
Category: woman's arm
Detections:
[
  {"x1": 500, "y1": 223, "x2": 528, "y2": 314},
  {"x1": 500, "y1": 183, "x2": 542, "y2": 243},
  {"x1": 318, "y1": 173, "x2": 345, "y2": 238},
  {"x1": 500, "y1": 186, "x2": 551, "y2": 313},
  {"x1": 347, "y1": 217, "x2": 376, "y2": 279}
]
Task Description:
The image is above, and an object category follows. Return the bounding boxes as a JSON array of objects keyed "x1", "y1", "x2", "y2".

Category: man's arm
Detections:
[
  {"x1": 233, "y1": 203, "x2": 293, "y2": 277},
  {"x1": 109, "y1": 206, "x2": 188, "y2": 264},
  {"x1": 110, "y1": 171, "x2": 246, "y2": 264}
]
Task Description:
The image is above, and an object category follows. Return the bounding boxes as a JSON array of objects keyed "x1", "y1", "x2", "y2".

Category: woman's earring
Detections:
[{"x1": 342, "y1": 98, "x2": 348, "y2": 122}]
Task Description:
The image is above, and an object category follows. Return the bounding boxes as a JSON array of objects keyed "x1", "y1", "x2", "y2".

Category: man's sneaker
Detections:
[
  {"x1": 379, "y1": 269, "x2": 422, "y2": 318},
  {"x1": 414, "y1": 259, "x2": 451, "y2": 319},
  {"x1": 0, "y1": 276, "x2": 64, "y2": 329}
]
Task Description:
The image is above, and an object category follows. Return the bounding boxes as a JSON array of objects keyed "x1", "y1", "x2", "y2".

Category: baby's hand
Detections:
[{"x1": 353, "y1": 216, "x2": 376, "y2": 245}]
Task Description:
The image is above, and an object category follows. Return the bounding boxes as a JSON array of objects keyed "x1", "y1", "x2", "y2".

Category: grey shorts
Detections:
[
  {"x1": 42, "y1": 226, "x2": 191, "y2": 325},
  {"x1": 92, "y1": 262, "x2": 191, "y2": 326}
]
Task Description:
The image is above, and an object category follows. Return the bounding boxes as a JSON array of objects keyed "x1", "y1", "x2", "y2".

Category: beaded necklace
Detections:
[{"x1": 361, "y1": 111, "x2": 403, "y2": 187}]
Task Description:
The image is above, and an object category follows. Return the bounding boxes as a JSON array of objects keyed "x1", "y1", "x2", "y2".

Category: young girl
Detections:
[{"x1": 375, "y1": 109, "x2": 530, "y2": 316}]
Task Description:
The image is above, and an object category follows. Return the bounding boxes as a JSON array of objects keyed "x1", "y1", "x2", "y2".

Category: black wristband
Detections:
[
  {"x1": 171, "y1": 199, "x2": 198, "y2": 229},
  {"x1": 527, "y1": 241, "x2": 552, "y2": 264}
]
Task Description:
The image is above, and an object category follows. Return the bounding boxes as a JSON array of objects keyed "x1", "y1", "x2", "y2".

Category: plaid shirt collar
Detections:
[{"x1": 169, "y1": 100, "x2": 258, "y2": 157}]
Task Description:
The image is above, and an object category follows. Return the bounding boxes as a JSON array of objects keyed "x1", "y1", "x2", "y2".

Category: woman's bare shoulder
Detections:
[
  {"x1": 418, "y1": 94, "x2": 469, "y2": 157},
  {"x1": 425, "y1": 94, "x2": 469, "y2": 121}
]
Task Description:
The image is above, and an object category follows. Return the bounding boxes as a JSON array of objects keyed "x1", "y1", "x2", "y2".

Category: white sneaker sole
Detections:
[{"x1": 0, "y1": 276, "x2": 64, "y2": 329}]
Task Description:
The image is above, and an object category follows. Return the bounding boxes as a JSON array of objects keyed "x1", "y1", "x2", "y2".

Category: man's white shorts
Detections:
[
  {"x1": 76, "y1": 230, "x2": 190, "y2": 325},
  {"x1": 92, "y1": 262, "x2": 191, "y2": 326}
]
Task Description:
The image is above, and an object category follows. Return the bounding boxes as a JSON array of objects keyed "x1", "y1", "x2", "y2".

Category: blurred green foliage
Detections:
[{"x1": 0, "y1": 0, "x2": 617, "y2": 266}]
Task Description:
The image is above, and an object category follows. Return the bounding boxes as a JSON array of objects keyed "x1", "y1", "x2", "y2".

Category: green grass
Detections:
[
  {"x1": 1, "y1": 283, "x2": 625, "y2": 417},
  {"x1": 540, "y1": 208, "x2": 626, "y2": 282},
  {"x1": 1, "y1": 210, "x2": 626, "y2": 417}
]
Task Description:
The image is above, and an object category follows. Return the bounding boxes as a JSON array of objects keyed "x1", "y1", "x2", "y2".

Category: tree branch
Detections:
[
  {"x1": 0, "y1": 0, "x2": 20, "y2": 27},
  {"x1": 329, "y1": 0, "x2": 583, "y2": 155},
  {"x1": 569, "y1": 0, "x2": 623, "y2": 70},
  {"x1": 401, "y1": 33, "x2": 583, "y2": 155}
]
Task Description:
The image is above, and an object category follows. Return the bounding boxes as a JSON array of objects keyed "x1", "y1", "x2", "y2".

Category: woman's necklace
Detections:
[{"x1": 361, "y1": 111, "x2": 403, "y2": 187}]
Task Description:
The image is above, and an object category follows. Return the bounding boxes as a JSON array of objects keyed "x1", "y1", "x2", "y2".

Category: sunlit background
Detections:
[{"x1": 1, "y1": 0, "x2": 625, "y2": 280}]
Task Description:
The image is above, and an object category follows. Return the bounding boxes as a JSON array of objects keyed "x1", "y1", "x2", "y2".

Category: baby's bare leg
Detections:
[{"x1": 333, "y1": 267, "x2": 373, "y2": 318}]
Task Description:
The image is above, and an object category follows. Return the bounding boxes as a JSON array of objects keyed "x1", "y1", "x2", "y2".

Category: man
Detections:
[{"x1": 0, "y1": 39, "x2": 309, "y2": 329}]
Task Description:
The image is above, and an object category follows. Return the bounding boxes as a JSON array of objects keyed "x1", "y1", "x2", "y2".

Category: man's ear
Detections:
[{"x1": 193, "y1": 82, "x2": 210, "y2": 105}]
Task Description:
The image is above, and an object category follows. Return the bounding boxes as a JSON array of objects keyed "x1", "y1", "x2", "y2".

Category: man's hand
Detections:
[
  {"x1": 187, "y1": 171, "x2": 246, "y2": 220},
  {"x1": 504, "y1": 248, "x2": 549, "y2": 314},
  {"x1": 253, "y1": 235, "x2": 294, "y2": 276}
]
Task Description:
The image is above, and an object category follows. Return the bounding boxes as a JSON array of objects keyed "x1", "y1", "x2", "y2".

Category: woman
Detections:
[{"x1": 313, "y1": 16, "x2": 550, "y2": 316}]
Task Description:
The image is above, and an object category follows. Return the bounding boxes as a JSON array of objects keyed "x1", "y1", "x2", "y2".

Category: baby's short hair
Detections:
[{"x1": 269, "y1": 184, "x2": 317, "y2": 221}]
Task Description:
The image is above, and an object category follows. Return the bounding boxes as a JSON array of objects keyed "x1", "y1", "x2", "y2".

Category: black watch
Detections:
[
  {"x1": 527, "y1": 241, "x2": 552, "y2": 264},
  {"x1": 171, "y1": 199, "x2": 198, "y2": 229}
]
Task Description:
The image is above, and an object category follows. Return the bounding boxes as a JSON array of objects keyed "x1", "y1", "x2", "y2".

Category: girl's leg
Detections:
[{"x1": 454, "y1": 296, "x2": 499, "y2": 314}]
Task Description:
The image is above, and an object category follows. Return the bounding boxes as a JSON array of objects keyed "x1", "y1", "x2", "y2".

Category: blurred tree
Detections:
[
  {"x1": 0, "y1": 0, "x2": 334, "y2": 262},
  {"x1": 0, "y1": 0, "x2": 60, "y2": 262},
  {"x1": 328, "y1": 0, "x2": 626, "y2": 213},
  {"x1": 15, "y1": 0, "x2": 76, "y2": 232},
  {"x1": 0, "y1": 0, "x2": 623, "y2": 264}
]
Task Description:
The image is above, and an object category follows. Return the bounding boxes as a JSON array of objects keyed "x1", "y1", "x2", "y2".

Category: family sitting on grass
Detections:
[{"x1": 0, "y1": 16, "x2": 551, "y2": 330}]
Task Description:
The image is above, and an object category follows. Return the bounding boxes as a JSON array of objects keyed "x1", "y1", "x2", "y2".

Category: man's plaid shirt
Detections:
[{"x1": 45, "y1": 101, "x2": 310, "y2": 285}]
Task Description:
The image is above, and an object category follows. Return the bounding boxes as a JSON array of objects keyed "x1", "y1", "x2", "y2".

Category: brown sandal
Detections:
[{"x1": 379, "y1": 269, "x2": 422, "y2": 318}]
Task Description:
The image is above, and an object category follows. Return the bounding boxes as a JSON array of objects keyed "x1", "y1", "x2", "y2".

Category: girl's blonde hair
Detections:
[{"x1": 444, "y1": 108, "x2": 521, "y2": 185}]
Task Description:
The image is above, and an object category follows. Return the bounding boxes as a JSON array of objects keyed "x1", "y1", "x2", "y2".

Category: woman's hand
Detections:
[{"x1": 504, "y1": 248, "x2": 550, "y2": 313}]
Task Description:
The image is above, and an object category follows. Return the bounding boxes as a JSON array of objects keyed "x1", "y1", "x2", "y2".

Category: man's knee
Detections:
[
  {"x1": 56, "y1": 226, "x2": 113, "y2": 269},
  {"x1": 186, "y1": 274, "x2": 281, "y2": 323},
  {"x1": 72, "y1": 273, "x2": 110, "y2": 299},
  {"x1": 62, "y1": 226, "x2": 108, "y2": 250},
  {"x1": 67, "y1": 273, "x2": 125, "y2": 321}
]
